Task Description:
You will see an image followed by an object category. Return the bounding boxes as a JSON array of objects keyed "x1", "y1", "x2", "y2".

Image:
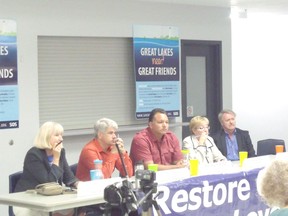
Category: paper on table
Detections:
[
  {"x1": 275, "y1": 152, "x2": 288, "y2": 160},
  {"x1": 198, "y1": 160, "x2": 237, "y2": 176},
  {"x1": 156, "y1": 168, "x2": 190, "y2": 184},
  {"x1": 77, "y1": 177, "x2": 122, "y2": 197},
  {"x1": 242, "y1": 154, "x2": 275, "y2": 170}
]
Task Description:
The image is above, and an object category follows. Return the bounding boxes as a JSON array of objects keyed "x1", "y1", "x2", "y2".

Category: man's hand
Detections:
[{"x1": 111, "y1": 137, "x2": 126, "y2": 154}]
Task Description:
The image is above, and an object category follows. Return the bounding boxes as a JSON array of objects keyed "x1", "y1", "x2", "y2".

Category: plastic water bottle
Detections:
[
  {"x1": 134, "y1": 160, "x2": 144, "y2": 189},
  {"x1": 90, "y1": 159, "x2": 104, "y2": 180},
  {"x1": 181, "y1": 149, "x2": 189, "y2": 167}
]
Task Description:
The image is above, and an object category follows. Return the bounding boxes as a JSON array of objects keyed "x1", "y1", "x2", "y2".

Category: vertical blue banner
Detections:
[
  {"x1": 0, "y1": 20, "x2": 19, "y2": 129},
  {"x1": 133, "y1": 25, "x2": 180, "y2": 119}
]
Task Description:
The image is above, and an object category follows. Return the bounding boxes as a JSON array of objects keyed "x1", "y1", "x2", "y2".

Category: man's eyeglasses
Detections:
[{"x1": 197, "y1": 126, "x2": 210, "y2": 131}]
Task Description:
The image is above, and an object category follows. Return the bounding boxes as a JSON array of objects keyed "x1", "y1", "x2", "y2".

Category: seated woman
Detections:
[
  {"x1": 13, "y1": 121, "x2": 79, "y2": 216},
  {"x1": 182, "y1": 116, "x2": 226, "y2": 164}
]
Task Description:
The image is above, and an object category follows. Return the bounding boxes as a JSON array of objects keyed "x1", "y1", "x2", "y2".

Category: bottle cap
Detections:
[
  {"x1": 94, "y1": 159, "x2": 103, "y2": 164},
  {"x1": 181, "y1": 149, "x2": 189, "y2": 154},
  {"x1": 135, "y1": 160, "x2": 144, "y2": 165}
]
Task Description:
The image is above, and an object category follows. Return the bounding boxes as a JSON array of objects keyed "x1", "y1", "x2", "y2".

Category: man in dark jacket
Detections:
[{"x1": 211, "y1": 109, "x2": 256, "y2": 160}]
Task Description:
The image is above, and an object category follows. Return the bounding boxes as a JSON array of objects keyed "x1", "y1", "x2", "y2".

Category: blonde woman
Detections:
[
  {"x1": 182, "y1": 116, "x2": 226, "y2": 164},
  {"x1": 13, "y1": 121, "x2": 79, "y2": 216}
]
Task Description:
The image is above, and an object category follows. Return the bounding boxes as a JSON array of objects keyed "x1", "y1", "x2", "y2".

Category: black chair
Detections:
[
  {"x1": 257, "y1": 139, "x2": 286, "y2": 156},
  {"x1": 70, "y1": 163, "x2": 78, "y2": 176},
  {"x1": 9, "y1": 171, "x2": 23, "y2": 216}
]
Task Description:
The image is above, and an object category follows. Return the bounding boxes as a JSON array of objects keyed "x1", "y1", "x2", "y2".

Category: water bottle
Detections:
[
  {"x1": 181, "y1": 149, "x2": 189, "y2": 167},
  {"x1": 134, "y1": 160, "x2": 144, "y2": 189},
  {"x1": 90, "y1": 159, "x2": 104, "y2": 180}
]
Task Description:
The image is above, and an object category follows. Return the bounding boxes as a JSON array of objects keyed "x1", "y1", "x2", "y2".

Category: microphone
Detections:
[
  {"x1": 115, "y1": 143, "x2": 138, "y2": 213},
  {"x1": 115, "y1": 143, "x2": 129, "y2": 178}
]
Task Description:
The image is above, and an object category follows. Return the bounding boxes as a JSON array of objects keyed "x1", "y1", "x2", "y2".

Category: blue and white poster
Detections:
[
  {"x1": 0, "y1": 20, "x2": 19, "y2": 129},
  {"x1": 133, "y1": 25, "x2": 180, "y2": 119}
]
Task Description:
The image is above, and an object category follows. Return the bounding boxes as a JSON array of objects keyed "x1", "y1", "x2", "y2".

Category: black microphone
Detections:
[
  {"x1": 115, "y1": 143, "x2": 129, "y2": 178},
  {"x1": 115, "y1": 143, "x2": 138, "y2": 213}
]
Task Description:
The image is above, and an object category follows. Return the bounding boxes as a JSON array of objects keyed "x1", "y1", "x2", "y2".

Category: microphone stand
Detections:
[
  {"x1": 109, "y1": 144, "x2": 138, "y2": 215},
  {"x1": 115, "y1": 143, "x2": 129, "y2": 178},
  {"x1": 108, "y1": 143, "x2": 162, "y2": 216}
]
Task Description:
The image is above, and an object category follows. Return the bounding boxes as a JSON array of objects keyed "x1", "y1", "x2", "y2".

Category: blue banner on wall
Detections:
[
  {"x1": 133, "y1": 25, "x2": 180, "y2": 119},
  {"x1": 0, "y1": 20, "x2": 19, "y2": 129}
]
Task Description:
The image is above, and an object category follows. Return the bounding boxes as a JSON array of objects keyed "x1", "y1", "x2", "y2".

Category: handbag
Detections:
[{"x1": 35, "y1": 182, "x2": 63, "y2": 196}]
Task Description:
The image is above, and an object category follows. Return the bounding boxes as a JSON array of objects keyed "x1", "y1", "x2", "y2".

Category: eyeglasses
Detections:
[{"x1": 197, "y1": 126, "x2": 210, "y2": 130}]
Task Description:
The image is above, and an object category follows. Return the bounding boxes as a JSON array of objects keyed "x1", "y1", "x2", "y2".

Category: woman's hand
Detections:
[
  {"x1": 52, "y1": 141, "x2": 62, "y2": 165},
  {"x1": 199, "y1": 133, "x2": 207, "y2": 145}
]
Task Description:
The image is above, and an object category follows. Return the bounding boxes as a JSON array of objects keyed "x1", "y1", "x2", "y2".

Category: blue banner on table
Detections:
[
  {"x1": 156, "y1": 168, "x2": 274, "y2": 216},
  {"x1": 133, "y1": 25, "x2": 180, "y2": 119},
  {"x1": 0, "y1": 20, "x2": 19, "y2": 129}
]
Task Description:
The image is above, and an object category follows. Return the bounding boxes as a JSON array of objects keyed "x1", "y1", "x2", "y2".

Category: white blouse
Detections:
[{"x1": 182, "y1": 135, "x2": 226, "y2": 164}]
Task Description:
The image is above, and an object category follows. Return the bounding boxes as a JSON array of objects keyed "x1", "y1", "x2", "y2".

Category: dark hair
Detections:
[{"x1": 148, "y1": 108, "x2": 166, "y2": 122}]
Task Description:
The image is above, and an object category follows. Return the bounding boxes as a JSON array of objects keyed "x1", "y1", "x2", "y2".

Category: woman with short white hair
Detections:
[
  {"x1": 257, "y1": 158, "x2": 288, "y2": 215},
  {"x1": 182, "y1": 116, "x2": 226, "y2": 164}
]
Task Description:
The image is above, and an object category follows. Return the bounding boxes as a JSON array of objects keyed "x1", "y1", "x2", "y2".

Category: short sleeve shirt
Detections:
[{"x1": 130, "y1": 127, "x2": 182, "y2": 165}]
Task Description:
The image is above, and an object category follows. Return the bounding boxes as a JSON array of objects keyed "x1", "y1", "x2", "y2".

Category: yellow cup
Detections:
[
  {"x1": 189, "y1": 159, "x2": 199, "y2": 176},
  {"x1": 275, "y1": 145, "x2": 284, "y2": 154},
  {"x1": 148, "y1": 164, "x2": 158, "y2": 172},
  {"x1": 239, "y1": 151, "x2": 248, "y2": 167}
]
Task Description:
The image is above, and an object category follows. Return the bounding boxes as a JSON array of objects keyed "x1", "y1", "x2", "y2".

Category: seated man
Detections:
[
  {"x1": 130, "y1": 108, "x2": 185, "y2": 171},
  {"x1": 211, "y1": 109, "x2": 256, "y2": 160},
  {"x1": 76, "y1": 118, "x2": 133, "y2": 181}
]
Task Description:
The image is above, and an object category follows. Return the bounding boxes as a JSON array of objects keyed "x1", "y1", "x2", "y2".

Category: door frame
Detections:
[{"x1": 181, "y1": 40, "x2": 222, "y2": 139}]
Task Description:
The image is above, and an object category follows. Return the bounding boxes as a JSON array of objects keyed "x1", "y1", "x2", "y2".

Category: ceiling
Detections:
[{"x1": 136, "y1": 0, "x2": 288, "y2": 15}]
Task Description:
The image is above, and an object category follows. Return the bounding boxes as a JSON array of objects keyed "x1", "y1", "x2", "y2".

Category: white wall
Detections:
[
  {"x1": 232, "y1": 13, "x2": 288, "y2": 152},
  {"x1": 0, "y1": 0, "x2": 232, "y2": 215}
]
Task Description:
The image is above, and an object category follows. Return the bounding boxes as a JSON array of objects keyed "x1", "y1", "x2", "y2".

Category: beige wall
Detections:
[{"x1": 0, "y1": 1, "x2": 232, "y2": 214}]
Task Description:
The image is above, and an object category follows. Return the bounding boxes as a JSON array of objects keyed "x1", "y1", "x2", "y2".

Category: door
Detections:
[{"x1": 181, "y1": 40, "x2": 222, "y2": 139}]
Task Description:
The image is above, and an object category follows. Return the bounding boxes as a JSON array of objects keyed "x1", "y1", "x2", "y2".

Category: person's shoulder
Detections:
[
  {"x1": 210, "y1": 129, "x2": 223, "y2": 137},
  {"x1": 183, "y1": 135, "x2": 191, "y2": 142},
  {"x1": 133, "y1": 127, "x2": 149, "y2": 138},
  {"x1": 236, "y1": 127, "x2": 248, "y2": 132},
  {"x1": 27, "y1": 146, "x2": 37, "y2": 152},
  {"x1": 270, "y1": 208, "x2": 288, "y2": 216},
  {"x1": 82, "y1": 139, "x2": 98, "y2": 150},
  {"x1": 207, "y1": 135, "x2": 214, "y2": 140},
  {"x1": 166, "y1": 130, "x2": 177, "y2": 137},
  {"x1": 25, "y1": 147, "x2": 46, "y2": 160},
  {"x1": 236, "y1": 128, "x2": 250, "y2": 134},
  {"x1": 165, "y1": 131, "x2": 179, "y2": 143},
  {"x1": 27, "y1": 146, "x2": 43, "y2": 154}
]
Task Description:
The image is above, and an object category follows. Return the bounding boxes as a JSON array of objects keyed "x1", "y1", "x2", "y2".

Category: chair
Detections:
[
  {"x1": 257, "y1": 139, "x2": 286, "y2": 156},
  {"x1": 70, "y1": 163, "x2": 78, "y2": 176},
  {"x1": 9, "y1": 171, "x2": 23, "y2": 216}
]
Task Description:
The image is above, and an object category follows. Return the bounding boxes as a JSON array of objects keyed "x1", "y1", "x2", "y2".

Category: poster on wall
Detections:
[
  {"x1": 0, "y1": 20, "x2": 19, "y2": 129},
  {"x1": 133, "y1": 25, "x2": 180, "y2": 119}
]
